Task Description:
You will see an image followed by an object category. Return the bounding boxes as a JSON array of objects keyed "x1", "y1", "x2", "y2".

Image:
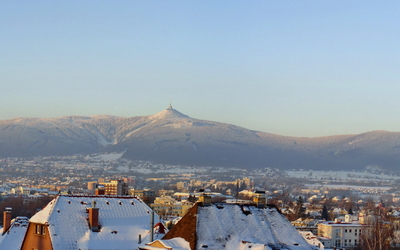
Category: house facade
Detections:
[{"x1": 318, "y1": 220, "x2": 364, "y2": 249}]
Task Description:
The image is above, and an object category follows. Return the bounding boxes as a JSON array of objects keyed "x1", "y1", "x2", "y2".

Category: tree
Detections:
[
  {"x1": 187, "y1": 194, "x2": 197, "y2": 203},
  {"x1": 321, "y1": 206, "x2": 329, "y2": 221},
  {"x1": 292, "y1": 196, "x2": 305, "y2": 220},
  {"x1": 359, "y1": 216, "x2": 396, "y2": 250},
  {"x1": 0, "y1": 196, "x2": 53, "y2": 220}
]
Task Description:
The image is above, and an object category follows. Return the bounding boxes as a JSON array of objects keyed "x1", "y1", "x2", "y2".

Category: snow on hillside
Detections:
[
  {"x1": 148, "y1": 106, "x2": 189, "y2": 120},
  {"x1": 1, "y1": 107, "x2": 400, "y2": 170}
]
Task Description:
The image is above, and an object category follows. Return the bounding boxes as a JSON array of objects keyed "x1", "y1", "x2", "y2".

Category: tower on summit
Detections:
[{"x1": 167, "y1": 103, "x2": 173, "y2": 110}]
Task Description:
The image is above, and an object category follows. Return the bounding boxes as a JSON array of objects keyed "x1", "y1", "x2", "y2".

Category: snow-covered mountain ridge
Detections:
[{"x1": 1, "y1": 107, "x2": 400, "y2": 170}]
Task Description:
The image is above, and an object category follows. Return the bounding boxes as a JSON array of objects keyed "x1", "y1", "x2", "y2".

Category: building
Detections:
[
  {"x1": 99, "y1": 180, "x2": 128, "y2": 195},
  {"x1": 139, "y1": 237, "x2": 191, "y2": 250},
  {"x1": 242, "y1": 177, "x2": 251, "y2": 188},
  {"x1": 87, "y1": 181, "x2": 97, "y2": 190},
  {"x1": 130, "y1": 189, "x2": 156, "y2": 199},
  {"x1": 317, "y1": 218, "x2": 364, "y2": 249},
  {"x1": 20, "y1": 187, "x2": 31, "y2": 196},
  {"x1": 162, "y1": 193, "x2": 316, "y2": 250},
  {"x1": 298, "y1": 231, "x2": 324, "y2": 249},
  {"x1": 20, "y1": 195, "x2": 166, "y2": 250},
  {"x1": 150, "y1": 196, "x2": 193, "y2": 217},
  {"x1": 176, "y1": 182, "x2": 187, "y2": 191},
  {"x1": 121, "y1": 177, "x2": 135, "y2": 186},
  {"x1": 0, "y1": 208, "x2": 29, "y2": 250}
]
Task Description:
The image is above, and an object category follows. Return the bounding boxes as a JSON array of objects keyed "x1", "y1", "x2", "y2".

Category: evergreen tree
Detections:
[
  {"x1": 348, "y1": 208, "x2": 353, "y2": 215},
  {"x1": 322, "y1": 206, "x2": 329, "y2": 221},
  {"x1": 294, "y1": 196, "x2": 305, "y2": 219}
]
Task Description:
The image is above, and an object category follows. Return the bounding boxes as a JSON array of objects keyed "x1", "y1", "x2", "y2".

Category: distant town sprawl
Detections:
[{"x1": 2, "y1": 153, "x2": 400, "y2": 249}]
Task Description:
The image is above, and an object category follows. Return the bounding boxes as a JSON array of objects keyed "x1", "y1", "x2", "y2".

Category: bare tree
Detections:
[{"x1": 359, "y1": 216, "x2": 396, "y2": 250}]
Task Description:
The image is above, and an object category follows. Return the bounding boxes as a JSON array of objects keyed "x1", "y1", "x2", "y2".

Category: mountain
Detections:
[{"x1": 1, "y1": 106, "x2": 400, "y2": 171}]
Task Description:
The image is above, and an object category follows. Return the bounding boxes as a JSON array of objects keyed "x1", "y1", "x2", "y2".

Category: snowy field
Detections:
[
  {"x1": 286, "y1": 170, "x2": 400, "y2": 182},
  {"x1": 306, "y1": 184, "x2": 392, "y2": 190},
  {"x1": 93, "y1": 152, "x2": 125, "y2": 161},
  {"x1": 130, "y1": 167, "x2": 206, "y2": 174}
]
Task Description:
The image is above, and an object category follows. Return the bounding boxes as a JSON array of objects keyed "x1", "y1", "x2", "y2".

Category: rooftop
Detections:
[
  {"x1": 164, "y1": 203, "x2": 316, "y2": 250},
  {"x1": 29, "y1": 195, "x2": 164, "y2": 250}
]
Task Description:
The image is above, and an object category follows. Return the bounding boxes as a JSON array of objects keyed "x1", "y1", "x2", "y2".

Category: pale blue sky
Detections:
[{"x1": 1, "y1": 1, "x2": 399, "y2": 137}]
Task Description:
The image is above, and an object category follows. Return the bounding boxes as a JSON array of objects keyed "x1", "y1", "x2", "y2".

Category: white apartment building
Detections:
[{"x1": 318, "y1": 216, "x2": 364, "y2": 249}]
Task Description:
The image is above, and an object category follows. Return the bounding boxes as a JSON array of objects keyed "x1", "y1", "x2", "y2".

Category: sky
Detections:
[{"x1": 1, "y1": 1, "x2": 399, "y2": 137}]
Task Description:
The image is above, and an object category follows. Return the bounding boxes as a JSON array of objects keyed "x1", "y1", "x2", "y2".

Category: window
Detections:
[
  {"x1": 349, "y1": 229, "x2": 352, "y2": 233},
  {"x1": 345, "y1": 229, "x2": 348, "y2": 233},
  {"x1": 35, "y1": 224, "x2": 46, "y2": 236}
]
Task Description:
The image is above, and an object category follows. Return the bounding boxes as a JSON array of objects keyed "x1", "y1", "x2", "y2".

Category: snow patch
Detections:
[
  {"x1": 125, "y1": 122, "x2": 152, "y2": 138},
  {"x1": 93, "y1": 151, "x2": 125, "y2": 161},
  {"x1": 149, "y1": 108, "x2": 189, "y2": 120}
]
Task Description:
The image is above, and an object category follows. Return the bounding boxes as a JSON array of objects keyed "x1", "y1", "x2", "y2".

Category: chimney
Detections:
[
  {"x1": 150, "y1": 211, "x2": 154, "y2": 242},
  {"x1": 88, "y1": 201, "x2": 99, "y2": 231},
  {"x1": 253, "y1": 191, "x2": 266, "y2": 208},
  {"x1": 3, "y1": 207, "x2": 12, "y2": 234}
]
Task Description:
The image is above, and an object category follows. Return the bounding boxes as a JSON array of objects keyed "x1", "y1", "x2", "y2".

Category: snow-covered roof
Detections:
[
  {"x1": 0, "y1": 216, "x2": 29, "y2": 250},
  {"x1": 164, "y1": 203, "x2": 317, "y2": 250},
  {"x1": 29, "y1": 195, "x2": 164, "y2": 250},
  {"x1": 319, "y1": 220, "x2": 363, "y2": 227}
]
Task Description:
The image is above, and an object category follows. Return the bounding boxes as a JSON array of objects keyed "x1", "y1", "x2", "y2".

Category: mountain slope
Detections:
[{"x1": 1, "y1": 107, "x2": 400, "y2": 170}]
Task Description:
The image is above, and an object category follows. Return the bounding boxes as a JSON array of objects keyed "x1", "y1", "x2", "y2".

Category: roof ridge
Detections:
[
  {"x1": 46, "y1": 195, "x2": 60, "y2": 220},
  {"x1": 61, "y1": 194, "x2": 142, "y2": 199}
]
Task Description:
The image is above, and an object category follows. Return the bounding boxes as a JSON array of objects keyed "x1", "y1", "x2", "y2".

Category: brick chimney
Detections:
[
  {"x1": 3, "y1": 207, "x2": 12, "y2": 234},
  {"x1": 88, "y1": 201, "x2": 99, "y2": 231}
]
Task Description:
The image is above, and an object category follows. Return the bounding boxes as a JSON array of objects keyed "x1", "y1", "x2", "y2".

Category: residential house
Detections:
[
  {"x1": 20, "y1": 195, "x2": 165, "y2": 250},
  {"x1": 162, "y1": 193, "x2": 317, "y2": 250},
  {"x1": 139, "y1": 237, "x2": 191, "y2": 250},
  {"x1": 298, "y1": 231, "x2": 324, "y2": 249},
  {"x1": 0, "y1": 208, "x2": 29, "y2": 250}
]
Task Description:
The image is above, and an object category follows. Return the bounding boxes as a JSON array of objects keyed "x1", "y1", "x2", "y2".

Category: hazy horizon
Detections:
[{"x1": 1, "y1": 1, "x2": 399, "y2": 137}]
